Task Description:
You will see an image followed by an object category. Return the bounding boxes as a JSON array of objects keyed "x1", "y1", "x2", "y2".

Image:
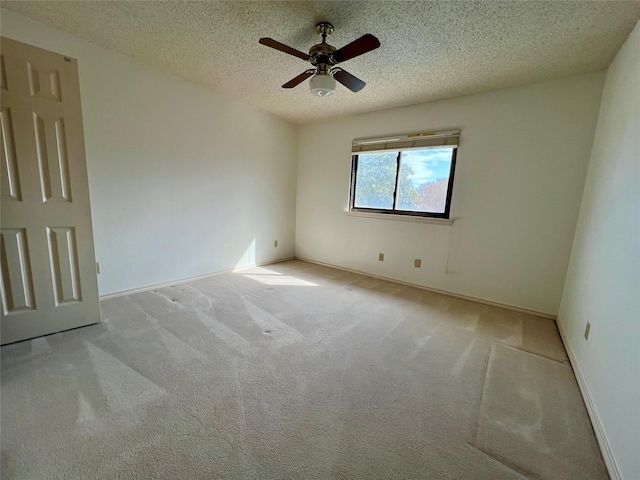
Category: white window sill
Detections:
[{"x1": 345, "y1": 210, "x2": 454, "y2": 225}]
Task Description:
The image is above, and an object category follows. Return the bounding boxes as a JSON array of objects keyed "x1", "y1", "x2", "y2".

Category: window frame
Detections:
[{"x1": 349, "y1": 147, "x2": 458, "y2": 219}]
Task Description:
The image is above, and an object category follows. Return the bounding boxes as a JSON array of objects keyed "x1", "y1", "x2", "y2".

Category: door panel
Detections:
[
  {"x1": 1, "y1": 107, "x2": 22, "y2": 201},
  {"x1": 0, "y1": 228, "x2": 36, "y2": 313},
  {"x1": 34, "y1": 114, "x2": 72, "y2": 202},
  {"x1": 1, "y1": 37, "x2": 100, "y2": 345},
  {"x1": 47, "y1": 226, "x2": 82, "y2": 305}
]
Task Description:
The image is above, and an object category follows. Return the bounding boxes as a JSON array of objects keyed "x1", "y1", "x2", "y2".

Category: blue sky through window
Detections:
[{"x1": 402, "y1": 148, "x2": 454, "y2": 189}]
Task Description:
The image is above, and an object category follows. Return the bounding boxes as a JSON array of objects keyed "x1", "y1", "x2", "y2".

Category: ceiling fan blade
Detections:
[
  {"x1": 331, "y1": 34, "x2": 380, "y2": 63},
  {"x1": 259, "y1": 38, "x2": 311, "y2": 61},
  {"x1": 282, "y1": 70, "x2": 315, "y2": 89},
  {"x1": 333, "y1": 69, "x2": 366, "y2": 92}
]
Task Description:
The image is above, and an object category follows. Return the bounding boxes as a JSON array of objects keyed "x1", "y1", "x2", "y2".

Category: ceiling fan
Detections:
[{"x1": 259, "y1": 22, "x2": 380, "y2": 97}]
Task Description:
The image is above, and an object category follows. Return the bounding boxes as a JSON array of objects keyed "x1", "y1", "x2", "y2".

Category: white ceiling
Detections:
[{"x1": 3, "y1": 1, "x2": 640, "y2": 124}]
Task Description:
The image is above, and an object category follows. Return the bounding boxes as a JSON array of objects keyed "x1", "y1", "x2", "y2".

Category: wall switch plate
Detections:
[
  {"x1": 274, "y1": 240, "x2": 278, "y2": 247},
  {"x1": 414, "y1": 259, "x2": 421, "y2": 268},
  {"x1": 584, "y1": 322, "x2": 591, "y2": 340},
  {"x1": 378, "y1": 253, "x2": 384, "y2": 261}
]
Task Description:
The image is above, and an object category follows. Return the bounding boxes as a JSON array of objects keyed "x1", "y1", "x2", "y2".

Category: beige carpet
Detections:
[{"x1": 0, "y1": 260, "x2": 607, "y2": 479}]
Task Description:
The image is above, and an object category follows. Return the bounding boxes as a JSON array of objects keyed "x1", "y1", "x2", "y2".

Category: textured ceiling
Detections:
[{"x1": 3, "y1": 1, "x2": 640, "y2": 124}]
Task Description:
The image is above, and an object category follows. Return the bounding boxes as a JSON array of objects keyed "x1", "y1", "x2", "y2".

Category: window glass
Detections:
[
  {"x1": 353, "y1": 151, "x2": 398, "y2": 209},
  {"x1": 397, "y1": 148, "x2": 453, "y2": 213}
]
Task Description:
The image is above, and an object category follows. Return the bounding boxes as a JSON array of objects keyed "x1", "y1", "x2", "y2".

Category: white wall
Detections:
[
  {"x1": 558, "y1": 22, "x2": 640, "y2": 480},
  {"x1": 296, "y1": 74, "x2": 605, "y2": 315},
  {"x1": 1, "y1": 10, "x2": 298, "y2": 296}
]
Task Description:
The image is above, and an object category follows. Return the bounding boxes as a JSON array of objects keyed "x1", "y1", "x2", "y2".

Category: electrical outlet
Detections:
[
  {"x1": 414, "y1": 259, "x2": 421, "y2": 268},
  {"x1": 96, "y1": 262, "x2": 100, "y2": 274},
  {"x1": 378, "y1": 253, "x2": 384, "y2": 261},
  {"x1": 584, "y1": 322, "x2": 591, "y2": 340},
  {"x1": 274, "y1": 240, "x2": 278, "y2": 247}
]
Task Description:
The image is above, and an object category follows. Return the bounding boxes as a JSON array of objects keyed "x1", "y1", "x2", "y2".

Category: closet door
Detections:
[{"x1": 1, "y1": 37, "x2": 100, "y2": 345}]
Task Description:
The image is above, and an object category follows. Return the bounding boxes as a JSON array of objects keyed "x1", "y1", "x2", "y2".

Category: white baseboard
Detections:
[
  {"x1": 99, "y1": 257, "x2": 295, "y2": 301},
  {"x1": 295, "y1": 256, "x2": 557, "y2": 320},
  {"x1": 556, "y1": 320, "x2": 620, "y2": 480}
]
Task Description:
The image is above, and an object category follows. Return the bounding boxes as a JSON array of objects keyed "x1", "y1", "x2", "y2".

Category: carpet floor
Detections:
[{"x1": 1, "y1": 260, "x2": 607, "y2": 479}]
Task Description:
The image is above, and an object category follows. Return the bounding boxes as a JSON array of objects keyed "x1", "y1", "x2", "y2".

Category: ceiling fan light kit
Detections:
[
  {"x1": 259, "y1": 22, "x2": 380, "y2": 97},
  {"x1": 309, "y1": 73, "x2": 336, "y2": 97}
]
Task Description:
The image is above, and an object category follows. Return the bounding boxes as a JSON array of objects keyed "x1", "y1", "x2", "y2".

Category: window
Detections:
[{"x1": 349, "y1": 130, "x2": 459, "y2": 219}]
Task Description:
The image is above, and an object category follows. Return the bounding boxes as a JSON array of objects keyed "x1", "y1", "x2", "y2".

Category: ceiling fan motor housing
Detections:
[{"x1": 309, "y1": 43, "x2": 336, "y2": 66}]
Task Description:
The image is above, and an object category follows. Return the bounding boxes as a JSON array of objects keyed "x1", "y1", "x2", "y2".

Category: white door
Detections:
[{"x1": 1, "y1": 37, "x2": 100, "y2": 345}]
